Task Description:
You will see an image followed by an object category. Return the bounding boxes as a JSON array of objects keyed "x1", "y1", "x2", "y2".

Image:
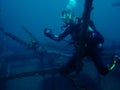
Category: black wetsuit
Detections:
[{"x1": 44, "y1": 18, "x2": 109, "y2": 76}]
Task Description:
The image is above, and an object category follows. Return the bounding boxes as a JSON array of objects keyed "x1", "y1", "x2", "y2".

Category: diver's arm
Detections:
[{"x1": 44, "y1": 28, "x2": 70, "y2": 41}]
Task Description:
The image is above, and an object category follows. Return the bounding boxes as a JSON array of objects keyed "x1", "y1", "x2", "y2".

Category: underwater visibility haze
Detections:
[{"x1": 0, "y1": 0, "x2": 120, "y2": 90}]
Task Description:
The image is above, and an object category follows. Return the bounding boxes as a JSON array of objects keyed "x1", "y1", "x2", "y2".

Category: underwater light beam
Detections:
[{"x1": 66, "y1": 0, "x2": 77, "y2": 10}]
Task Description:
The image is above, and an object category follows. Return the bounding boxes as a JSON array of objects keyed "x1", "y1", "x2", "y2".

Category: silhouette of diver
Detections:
[{"x1": 44, "y1": 8, "x2": 120, "y2": 79}]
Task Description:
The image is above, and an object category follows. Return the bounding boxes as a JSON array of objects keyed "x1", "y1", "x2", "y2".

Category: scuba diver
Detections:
[{"x1": 44, "y1": 9, "x2": 120, "y2": 78}]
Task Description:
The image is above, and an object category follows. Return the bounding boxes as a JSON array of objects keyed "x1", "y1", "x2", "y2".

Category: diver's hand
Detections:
[{"x1": 44, "y1": 28, "x2": 52, "y2": 36}]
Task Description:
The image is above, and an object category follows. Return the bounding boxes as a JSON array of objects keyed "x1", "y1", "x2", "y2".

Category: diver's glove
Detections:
[
  {"x1": 44, "y1": 28, "x2": 60, "y2": 41},
  {"x1": 44, "y1": 28, "x2": 53, "y2": 38}
]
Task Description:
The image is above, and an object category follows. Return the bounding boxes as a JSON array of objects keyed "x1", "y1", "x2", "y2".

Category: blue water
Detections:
[{"x1": 0, "y1": 0, "x2": 120, "y2": 90}]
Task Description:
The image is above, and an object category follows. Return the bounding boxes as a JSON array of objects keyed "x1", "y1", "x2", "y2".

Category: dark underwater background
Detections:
[{"x1": 0, "y1": 0, "x2": 120, "y2": 90}]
